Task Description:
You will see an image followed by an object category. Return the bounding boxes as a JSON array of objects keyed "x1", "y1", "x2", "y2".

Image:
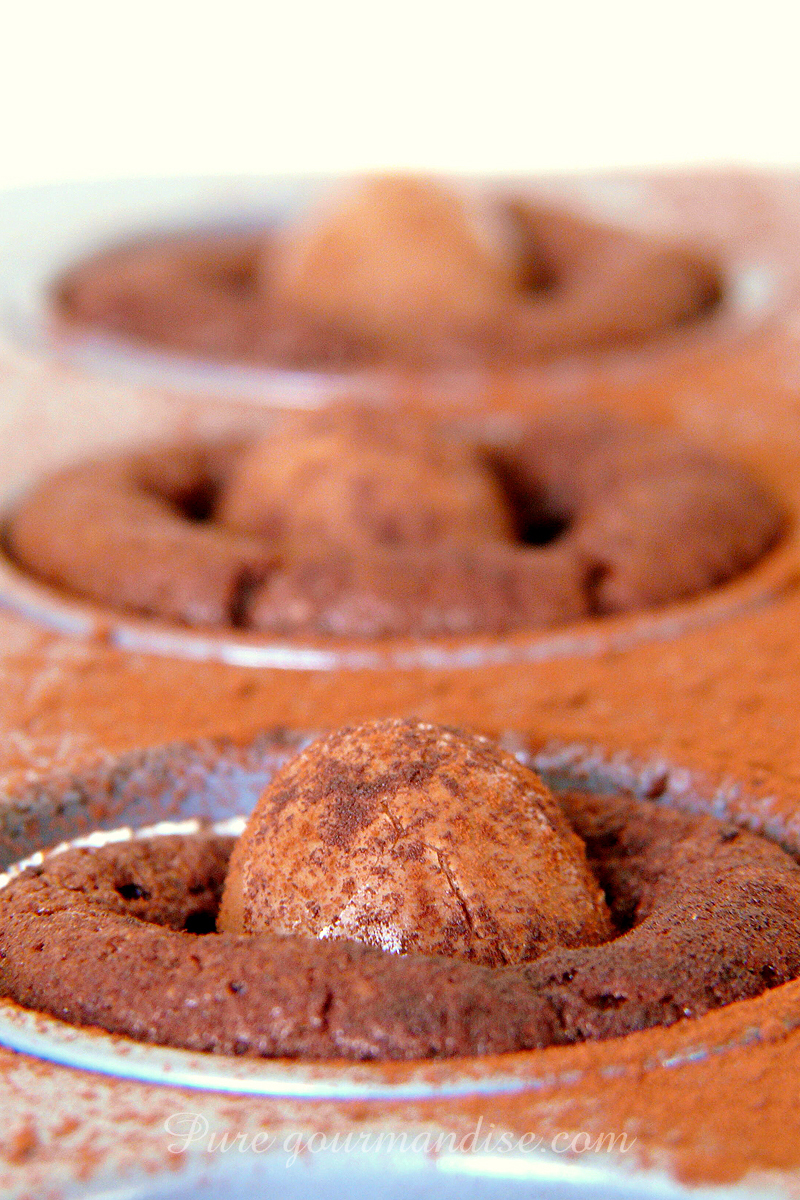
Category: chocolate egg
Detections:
[
  {"x1": 261, "y1": 175, "x2": 530, "y2": 352},
  {"x1": 216, "y1": 407, "x2": 514, "y2": 552},
  {"x1": 218, "y1": 718, "x2": 612, "y2": 965}
]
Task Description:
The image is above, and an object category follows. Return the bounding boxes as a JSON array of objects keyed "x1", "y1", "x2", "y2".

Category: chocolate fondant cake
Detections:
[
  {"x1": 7, "y1": 170, "x2": 800, "y2": 1195},
  {"x1": 6, "y1": 405, "x2": 782, "y2": 638},
  {"x1": 56, "y1": 176, "x2": 720, "y2": 368},
  {"x1": 3, "y1": 721, "x2": 800, "y2": 1061}
]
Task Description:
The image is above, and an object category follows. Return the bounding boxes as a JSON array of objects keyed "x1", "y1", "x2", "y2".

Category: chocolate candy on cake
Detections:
[
  {"x1": 57, "y1": 175, "x2": 720, "y2": 367},
  {"x1": 7, "y1": 406, "x2": 783, "y2": 639},
  {"x1": 3, "y1": 721, "x2": 800, "y2": 1062}
]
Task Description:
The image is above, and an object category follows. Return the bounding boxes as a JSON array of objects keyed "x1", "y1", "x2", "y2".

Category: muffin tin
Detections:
[{"x1": 2, "y1": 171, "x2": 800, "y2": 1198}]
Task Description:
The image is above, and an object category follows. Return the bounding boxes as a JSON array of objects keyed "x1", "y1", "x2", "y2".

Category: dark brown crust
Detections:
[
  {"x1": 56, "y1": 198, "x2": 719, "y2": 368},
  {"x1": 2, "y1": 791, "x2": 800, "y2": 1060},
  {"x1": 5, "y1": 410, "x2": 783, "y2": 638}
]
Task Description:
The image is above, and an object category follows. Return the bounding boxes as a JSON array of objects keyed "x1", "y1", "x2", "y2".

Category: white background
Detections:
[{"x1": 2, "y1": 0, "x2": 799, "y2": 189}]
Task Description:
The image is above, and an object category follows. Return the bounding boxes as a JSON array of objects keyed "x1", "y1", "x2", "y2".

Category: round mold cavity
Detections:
[
  {"x1": 0, "y1": 725, "x2": 798, "y2": 1110},
  {"x1": 0, "y1": 397, "x2": 795, "y2": 672},
  {"x1": 0, "y1": 175, "x2": 791, "y2": 413},
  {"x1": 0, "y1": 526, "x2": 794, "y2": 672}
]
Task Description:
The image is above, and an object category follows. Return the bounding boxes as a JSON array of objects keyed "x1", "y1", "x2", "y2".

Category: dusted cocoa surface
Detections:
[
  {"x1": 2, "y1": 352, "x2": 800, "y2": 1187},
  {"x1": 5, "y1": 171, "x2": 800, "y2": 1195},
  {"x1": 57, "y1": 176, "x2": 719, "y2": 369},
  {"x1": 218, "y1": 720, "x2": 613, "y2": 961},
  {"x1": 6, "y1": 405, "x2": 783, "y2": 638},
  {"x1": 216, "y1": 407, "x2": 514, "y2": 549},
  {"x1": 4, "y1": 767, "x2": 800, "y2": 1060}
]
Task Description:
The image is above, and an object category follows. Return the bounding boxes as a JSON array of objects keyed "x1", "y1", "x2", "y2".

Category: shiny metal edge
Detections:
[
  {"x1": 0, "y1": 741, "x2": 787, "y2": 1106},
  {"x1": 0, "y1": 539, "x2": 793, "y2": 673}
]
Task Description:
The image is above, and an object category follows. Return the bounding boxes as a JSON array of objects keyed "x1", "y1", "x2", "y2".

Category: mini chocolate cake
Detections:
[
  {"x1": 5, "y1": 169, "x2": 800, "y2": 1194},
  {"x1": 2, "y1": 720, "x2": 800, "y2": 1062},
  {"x1": 6, "y1": 406, "x2": 782, "y2": 639},
  {"x1": 56, "y1": 176, "x2": 720, "y2": 369}
]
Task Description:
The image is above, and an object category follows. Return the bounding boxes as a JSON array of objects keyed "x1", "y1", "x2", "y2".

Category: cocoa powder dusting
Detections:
[{"x1": 4, "y1": 171, "x2": 800, "y2": 1194}]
